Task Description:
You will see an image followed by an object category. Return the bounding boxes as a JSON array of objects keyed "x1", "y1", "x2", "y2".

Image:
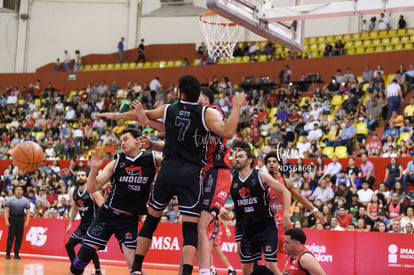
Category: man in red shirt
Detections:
[
  {"x1": 336, "y1": 207, "x2": 352, "y2": 229},
  {"x1": 46, "y1": 186, "x2": 58, "y2": 209}
]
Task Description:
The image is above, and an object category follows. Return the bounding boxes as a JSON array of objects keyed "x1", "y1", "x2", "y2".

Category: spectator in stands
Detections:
[
  {"x1": 391, "y1": 181, "x2": 407, "y2": 203},
  {"x1": 398, "y1": 15, "x2": 407, "y2": 29},
  {"x1": 337, "y1": 207, "x2": 352, "y2": 229},
  {"x1": 382, "y1": 145, "x2": 398, "y2": 158},
  {"x1": 359, "y1": 154, "x2": 375, "y2": 187},
  {"x1": 384, "y1": 157, "x2": 403, "y2": 190},
  {"x1": 73, "y1": 50, "x2": 81, "y2": 72},
  {"x1": 386, "y1": 79, "x2": 403, "y2": 120},
  {"x1": 405, "y1": 223, "x2": 413, "y2": 234},
  {"x1": 404, "y1": 98, "x2": 414, "y2": 123},
  {"x1": 377, "y1": 13, "x2": 390, "y2": 30},
  {"x1": 308, "y1": 123, "x2": 323, "y2": 142},
  {"x1": 323, "y1": 155, "x2": 342, "y2": 184},
  {"x1": 64, "y1": 50, "x2": 70, "y2": 72},
  {"x1": 330, "y1": 216, "x2": 344, "y2": 231},
  {"x1": 383, "y1": 122, "x2": 399, "y2": 140},
  {"x1": 366, "y1": 99, "x2": 382, "y2": 131},
  {"x1": 402, "y1": 154, "x2": 414, "y2": 192},
  {"x1": 333, "y1": 39, "x2": 344, "y2": 56},
  {"x1": 136, "y1": 38, "x2": 145, "y2": 63},
  {"x1": 362, "y1": 65, "x2": 373, "y2": 85},
  {"x1": 46, "y1": 186, "x2": 58, "y2": 209},
  {"x1": 357, "y1": 181, "x2": 374, "y2": 206},
  {"x1": 390, "y1": 219, "x2": 402, "y2": 233},
  {"x1": 387, "y1": 192, "x2": 405, "y2": 221},
  {"x1": 310, "y1": 177, "x2": 334, "y2": 205},
  {"x1": 361, "y1": 19, "x2": 369, "y2": 32},
  {"x1": 401, "y1": 206, "x2": 414, "y2": 232},
  {"x1": 118, "y1": 37, "x2": 125, "y2": 63},
  {"x1": 323, "y1": 41, "x2": 333, "y2": 57},
  {"x1": 335, "y1": 118, "x2": 356, "y2": 155}
]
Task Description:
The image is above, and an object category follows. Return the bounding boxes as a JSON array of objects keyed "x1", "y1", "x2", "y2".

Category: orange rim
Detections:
[{"x1": 200, "y1": 11, "x2": 238, "y2": 27}]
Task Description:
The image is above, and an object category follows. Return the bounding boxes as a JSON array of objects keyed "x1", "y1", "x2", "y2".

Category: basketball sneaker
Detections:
[
  {"x1": 228, "y1": 270, "x2": 237, "y2": 275},
  {"x1": 210, "y1": 269, "x2": 217, "y2": 275}
]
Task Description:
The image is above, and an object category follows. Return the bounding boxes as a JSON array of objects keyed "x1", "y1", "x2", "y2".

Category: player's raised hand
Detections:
[
  {"x1": 314, "y1": 209, "x2": 325, "y2": 224},
  {"x1": 232, "y1": 92, "x2": 246, "y2": 107},
  {"x1": 282, "y1": 214, "x2": 292, "y2": 232},
  {"x1": 132, "y1": 100, "x2": 150, "y2": 124},
  {"x1": 90, "y1": 150, "x2": 104, "y2": 170}
]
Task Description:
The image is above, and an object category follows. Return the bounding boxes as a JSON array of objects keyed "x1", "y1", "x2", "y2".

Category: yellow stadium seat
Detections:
[
  {"x1": 258, "y1": 55, "x2": 267, "y2": 62},
  {"x1": 394, "y1": 44, "x2": 404, "y2": 51},
  {"x1": 193, "y1": 59, "x2": 200, "y2": 66},
  {"x1": 401, "y1": 36, "x2": 409, "y2": 43},
  {"x1": 242, "y1": 56, "x2": 250, "y2": 63},
  {"x1": 385, "y1": 45, "x2": 394, "y2": 52},
  {"x1": 309, "y1": 43, "x2": 318, "y2": 51},
  {"x1": 365, "y1": 47, "x2": 374, "y2": 53},
  {"x1": 144, "y1": 62, "x2": 152, "y2": 68},
  {"x1": 234, "y1": 56, "x2": 243, "y2": 63},
  {"x1": 405, "y1": 44, "x2": 413, "y2": 50},
  {"x1": 91, "y1": 64, "x2": 99, "y2": 71},
  {"x1": 18, "y1": 98, "x2": 25, "y2": 105},
  {"x1": 343, "y1": 34, "x2": 351, "y2": 41},
  {"x1": 347, "y1": 48, "x2": 355, "y2": 55},
  {"x1": 299, "y1": 96, "x2": 311, "y2": 107},
  {"x1": 323, "y1": 146, "x2": 335, "y2": 158},
  {"x1": 407, "y1": 29, "x2": 414, "y2": 35},
  {"x1": 369, "y1": 31, "x2": 379, "y2": 38},
  {"x1": 390, "y1": 37, "x2": 400, "y2": 44},
  {"x1": 375, "y1": 46, "x2": 384, "y2": 52},
  {"x1": 381, "y1": 37, "x2": 390, "y2": 45},
  {"x1": 114, "y1": 63, "x2": 121, "y2": 70},
  {"x1": 378, "y1": 30, "x2": 388, "y2": 37},
  {"x1": 174, "y1": 60, "x2": 182, "y2": 67},
  {"x1": 309, "y1": 37, "x2": 317, "y2": 43},
  {"x1": 372, "y1": 39, "x2": 381, "y2": 46},
  {"x1": 318, "y1": 43, "x2": 326, "y2": 50},
  {"x1": 296, "y1": 135, "x2": 304, "y2": 145},
  {"x1": 399, "y1": 132, "x2": 411, "y2": 144},
  {"x1": 388, "y1": 30, "x2": 397, "y2": 37},
  {"x1": 354, "y1": 40, "x2": 363, "y2": 47},
  {"x1": 363, "y1": 40, "x2": 372, "y2": 46},
  {"x1": 345, "y1": 41, "x2": 354, "y2": 48},
  {"x1": 317, "y1": 36, "x2": 325, "y2": 43},
  {"x1": 361, "y1": 32, "x2": 369, "y2": 39},
  {"x1": 335, "y1": 146, "x2": 348, "y2": 158},
  {"x1": 35, "y1": 132, "x2": 45, "y2": 140},
  {"x1": 259, "y1": 41, "x2": 267, "y2": 50},
  {"x1": 106, "y1": 64, "x2": 114, "y2": 70},
  {"x1": 331, "y1": 95, "x2": 343, "y2": 106},
  {"x1": 159, "y1": 61, "x2": 166, "y2": 68},
  {"x1": 136, "y1": 63, "x2": 144, "y2": 68},
  {"x1": 166, "y1": 61, "x2": 175, "y2": 67},
  {"x1": 397, "y1": 29, "x2": 406, "y2": 36},
  {"x1": 356, "y1": 122, "x2": 368, "y2": 136},
  {"x1": 129, "y1": 62, "x2": 137, "y2": 69},
  {"x1": 152, "y1": 62, "x2": 160, "y2": 68},
  {"x1": 121, "y1": 63, "x2": 129, "y2": 69},
  {"x1": 98, "y1": 64, "x2": 107, "y2": 71},
  {"x1": 82, "y1": 64, "x2": 91, "y2": 71},
  {"x1": 352, "y1": 33, "x2": 360, "y2": 40}
]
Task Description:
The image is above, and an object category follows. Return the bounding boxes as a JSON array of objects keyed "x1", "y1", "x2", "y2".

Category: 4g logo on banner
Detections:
[{"x1": 25, "y1": 226, "x2": 48, "y2": 247}]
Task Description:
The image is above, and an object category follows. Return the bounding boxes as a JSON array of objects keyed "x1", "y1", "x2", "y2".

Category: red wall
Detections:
[{"x1": 0, "y1": 49, "x2": 412, "y2": 91}]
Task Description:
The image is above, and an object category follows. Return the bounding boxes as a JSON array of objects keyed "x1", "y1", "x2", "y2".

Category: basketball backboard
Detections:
[{"x1": 207, "y1": 0, "x2": 305, "y2": 52}]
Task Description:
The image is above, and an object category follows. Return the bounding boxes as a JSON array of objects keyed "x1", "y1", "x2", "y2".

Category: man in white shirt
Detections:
[
  {"x1": 386, "y1": 79, "x2": 403, "y2": 120},
  {"x1": 149, "y1": 77, "x2": 163, "y2": 97},
  {"x1": 324, "y1": 155, "x2": 342, "y2": 184},
  {"x1": 297, "y1": 136, "x2": 312, "y2": 157},
  {"x1": 357, "y1": 181, "x2": 374, "y2": 206},
  {"x1": 64, "y1": 106, "x2": 76, "y2": 123},
  {"x1": 377, "y1": 13, "x2": 389, "y2": 30},
  {"x1": 308, "y1": 123, "x2": 323, "y2": 142},
  {"x1": 330, "y1": 217, "x2": 345, "y2": 231},
  {"x1": 310, "y1": 103, "x2": 323, "y2": 121}
]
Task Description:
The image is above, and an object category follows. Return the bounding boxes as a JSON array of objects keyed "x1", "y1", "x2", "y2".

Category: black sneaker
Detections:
[
  {"x1": 211, "y1": 270, "x2": 217, "y2": 275},
  {"x1": 5, "y1": 255, "x2": 11, "y2": 259},
  {"x1": 228, "y1": 270, "x2": 237, "y2": 275},
  {"x1": 14, "y1": 255, "x2": 21, "y2": 260}
]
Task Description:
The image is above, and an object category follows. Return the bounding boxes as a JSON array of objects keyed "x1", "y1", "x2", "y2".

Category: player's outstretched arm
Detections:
[
  {"x1": 205, "y1": 92, "x2": 246, "y2": 139},
  {"x1": 87, "y1": 151, "x2": 115, "y2": 194},
  {"x1": 96, "y1": 111, "x2": 137, "y2": 121},
  {"x1": 286, "y1": 178, "x2": 324, "y2": 223},
  {"x1": 91, "y1": 190, "x2": 105, "y2": 208},
  {"x1": 299, "y1": 253, "x2": 326, "y2": 275},
  {"x1": 261, "y1": 172, "x2": 291, "y2": 231}
]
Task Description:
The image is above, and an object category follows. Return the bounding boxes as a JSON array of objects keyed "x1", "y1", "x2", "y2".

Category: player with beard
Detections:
[
  {"x1": 65, "y1": 170, "x2": 104, "y2": 275},
  {"x1": 228, "y1": 148, "x2": 291, "y2": 275},
  {"x1": 264, "y1": 151, "x2": 323, "y2": 270}
]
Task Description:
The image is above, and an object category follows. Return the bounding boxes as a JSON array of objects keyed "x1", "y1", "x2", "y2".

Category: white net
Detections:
[{"x1": 199, "y1": 12, "x2": 242, "y2": 62}]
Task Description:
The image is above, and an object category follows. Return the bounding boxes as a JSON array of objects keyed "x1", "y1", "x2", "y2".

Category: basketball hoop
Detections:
[{"x1": 199, "y1": 11, "x2": 242, "y2": 62}]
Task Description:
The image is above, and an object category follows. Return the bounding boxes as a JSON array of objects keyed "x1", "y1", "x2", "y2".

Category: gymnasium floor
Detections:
[{"x1": 0, "y1": 254, "x2": 180, "y2": 275}]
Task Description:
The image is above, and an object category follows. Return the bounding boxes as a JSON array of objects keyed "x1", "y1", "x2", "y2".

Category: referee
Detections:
[
  {"x1": 386, "y1": 79, "x2": 403, "y2": 120},
  {"x1": 4, "y1": 185, "x2": 30, "y2": 259}
]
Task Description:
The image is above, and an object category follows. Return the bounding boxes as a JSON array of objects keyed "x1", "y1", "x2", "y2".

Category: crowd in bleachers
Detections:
[{"x1": 1, "y1": 43, "x2": 414, "y2": 234}]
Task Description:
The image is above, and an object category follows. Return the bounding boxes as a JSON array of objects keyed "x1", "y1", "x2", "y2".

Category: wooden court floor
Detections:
[{"x1": 0, "y1": 256, "x2": 180, "y2": 275}]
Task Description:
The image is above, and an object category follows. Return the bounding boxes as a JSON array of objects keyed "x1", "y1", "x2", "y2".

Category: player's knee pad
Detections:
[
  {"x1": 138, "y1": 215, "x2": 160, "y2": 239},
  {"x1": 70, "y1": 244, "x2": 96, "y2": 274},
  {"x1": 182, "y1": 222, "x2": 198, "y2": 248}
]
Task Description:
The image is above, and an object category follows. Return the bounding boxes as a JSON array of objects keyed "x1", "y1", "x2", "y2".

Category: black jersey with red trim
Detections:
[
  {"x1": 231, "y1": 169, "x2": 274, "y2": 233},
  {"x1": 204, "y1": 105, "x2": 231, "y2": 171},
  {"x1": 73, "y1": 186, "x2": 98, "y2": 224},
  {"x1": 105, "y1": 151, "x2": 156, "y2": 215},
  {"x1": 163, "y1": 101, "x2": 209, "y2": 167}
]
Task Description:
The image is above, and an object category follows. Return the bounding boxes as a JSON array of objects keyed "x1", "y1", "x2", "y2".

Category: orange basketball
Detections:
[{"x1": 12, "y1": 141, "x2": 45, "y2": 172}]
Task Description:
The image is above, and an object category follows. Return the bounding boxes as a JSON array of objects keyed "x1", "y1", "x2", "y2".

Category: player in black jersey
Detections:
[
  {"x1": 66, "y1": 170, "x2": 104, "y2": 275},
  {"x1": 98, "y1": 75, "x2": 246, "y2": 275},
  {"x1": 228, "y1": 148, "x2": 291, "y2": 275},
  {"x1": 69, "y1": 128, "x2": 161, "y2": 275}
]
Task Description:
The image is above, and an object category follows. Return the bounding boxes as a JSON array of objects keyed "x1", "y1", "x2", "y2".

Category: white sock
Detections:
[
  {"x1": 200, "y1": 268, "x2": 210, "y2": 275},
  {"x1": 228, "y1": 266, "x2": 234, "y2": 271},
  {"x1": 210, "y1": 266, "x2": 216, "y2": 271}
]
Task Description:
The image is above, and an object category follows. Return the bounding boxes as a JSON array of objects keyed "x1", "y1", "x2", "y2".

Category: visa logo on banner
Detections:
[
  {"x1": 388, "y1": 244, "x2": 414, "y2": 269},
  {"x1": 305, "y1": 243, "x2": 333, "y2": 263}
]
